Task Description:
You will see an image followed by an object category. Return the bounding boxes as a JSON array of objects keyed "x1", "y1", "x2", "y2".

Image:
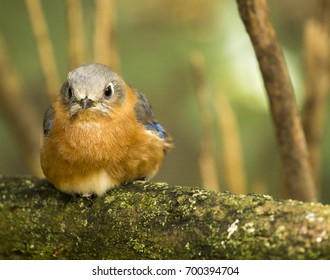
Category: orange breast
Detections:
[{"x1": 40, "y1": 98, "x2": 166, "y2": 195}]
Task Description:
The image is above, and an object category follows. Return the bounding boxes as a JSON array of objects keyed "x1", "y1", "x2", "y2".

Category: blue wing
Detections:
[
  {"x1": 43, "y1": 105, "x2": 55, "y2": 137},
  {"x1": 133, "y1": 88, "x2": 170, "y2": 142},
  {"x1": 143, "y1": 122, "x2": 167, "y2": 140}
]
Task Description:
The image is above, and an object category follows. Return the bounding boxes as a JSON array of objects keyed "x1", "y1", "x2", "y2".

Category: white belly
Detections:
[{"x1": 58, "y1": 169, "x2": 116, "y2": 196}]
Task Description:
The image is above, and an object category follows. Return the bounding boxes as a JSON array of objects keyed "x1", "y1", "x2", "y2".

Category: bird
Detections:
[{"x1": 40, "y1": 63, "x2": 172, "y2": 196}]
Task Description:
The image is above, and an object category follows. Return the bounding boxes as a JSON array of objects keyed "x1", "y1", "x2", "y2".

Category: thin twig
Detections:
[
  {"x1": 66, "y1": 0, "x2": 85, "y2": 69},
  {"x1": 189, "y1": 52, "x2": 219, "y2": 192},
  {"x1": 236, "y1": 0, "x2": 317, "y2": 201},
  {"x1": 25, "y1": 0, "x2": 60, "y2": 100},
  {"x1": 215, "y1": 92, "x2": 247, "y2": 194},
  {"x1": 0, "y1": 34, "x2": 42, "y2": 176}
]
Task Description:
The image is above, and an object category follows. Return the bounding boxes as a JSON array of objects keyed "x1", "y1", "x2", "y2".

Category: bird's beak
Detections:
[{"x1": 80, "y1": 97, "x2": 93, "y2": 109}]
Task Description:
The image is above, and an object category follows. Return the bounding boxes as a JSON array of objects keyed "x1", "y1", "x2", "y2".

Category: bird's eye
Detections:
[
  {"x1": 104, "y1": 83, "x2": 114, "y2": 98},
  {"x1": 67, "y1": 86, "x2": 73, "y2": 99}
]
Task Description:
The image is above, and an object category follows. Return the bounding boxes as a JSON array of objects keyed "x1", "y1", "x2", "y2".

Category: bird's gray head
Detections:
[{"x1": 60, "y1": 63, "x2": 126, "y2": 116}]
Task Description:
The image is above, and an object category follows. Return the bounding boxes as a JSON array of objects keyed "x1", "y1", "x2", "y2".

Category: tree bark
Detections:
[{"x1": 0, "y1": 176, "x2": 329, "y2": 259}]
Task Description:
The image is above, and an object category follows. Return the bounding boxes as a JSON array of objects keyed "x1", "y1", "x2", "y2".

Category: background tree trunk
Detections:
[
  {"x1": 236, "y1": 0, "x2": 317, "y2": 202},
  {"x1": 0, "y1": 176, "x2": 329, "y2": 259}
]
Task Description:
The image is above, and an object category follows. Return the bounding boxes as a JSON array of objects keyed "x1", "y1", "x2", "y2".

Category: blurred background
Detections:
[{"x1": 0, "y1": 0, "x2": 329, "y2": 203}]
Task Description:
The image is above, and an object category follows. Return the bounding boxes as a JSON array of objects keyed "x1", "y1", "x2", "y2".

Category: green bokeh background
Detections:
[{"x1": 0, "y1": 0, "x2": 329, "y2": 203}]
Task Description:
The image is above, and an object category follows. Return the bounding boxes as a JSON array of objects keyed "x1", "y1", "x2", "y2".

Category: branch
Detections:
[
  {"x1": 0, "y1": 34, "x2": 42, "y2": 176},
  {"x1": 25, "y1": 0, "x2": 60, "y2": 99},
  {"x1": 189, "y1": 52, "x2": 220, "y2": 192},
  {"x1": 302, "y1": 19, "x2": 330, "y2": 186},
  {"x1": 66, "y1": 0, "x2": 86, "y2": 69},
  {"x1": 0, "y1": 176, "x2": 329, "y2": 259},
  {"x1": 215, "y1": 92, "x2": 247, "y2": 194},
  {"x1": 236, "y1": 0, "x2": 317, "y2": 202},
  {"x1": 94, "y1": 0, "x2": 120, "y2": 72}
]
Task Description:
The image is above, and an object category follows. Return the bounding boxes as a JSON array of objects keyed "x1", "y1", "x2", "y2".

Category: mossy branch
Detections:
[{"x1": 0, "y1": 176, "x2": 330, "y2": 259}]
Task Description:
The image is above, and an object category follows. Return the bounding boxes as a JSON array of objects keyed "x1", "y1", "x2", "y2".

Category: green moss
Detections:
[{"x1": 1, "y1": 176, "x2": 330, "y2": 259}]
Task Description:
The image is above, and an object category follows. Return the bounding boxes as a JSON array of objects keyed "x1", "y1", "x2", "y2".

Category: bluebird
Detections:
[{"x1": 40, "y1": 63, "x2": 172, "y2": 196}]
